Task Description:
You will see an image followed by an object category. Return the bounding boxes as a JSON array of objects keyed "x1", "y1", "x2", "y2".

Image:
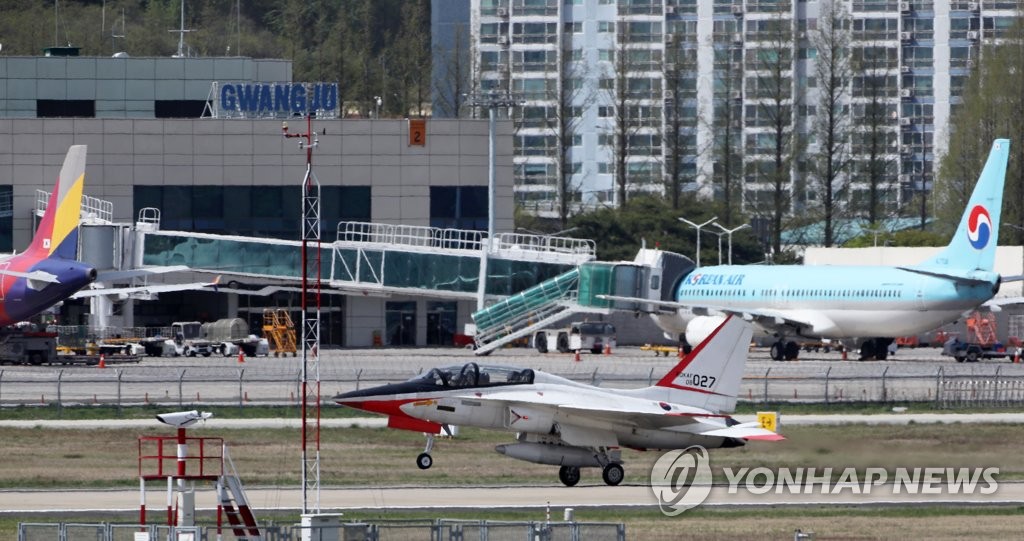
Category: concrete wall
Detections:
[
  {"x1": 0, "y1": 56, "x2": 290, "y2": 118},
  {"x1": 0, "y1": 117, "x2": 515, "y2": 248}
]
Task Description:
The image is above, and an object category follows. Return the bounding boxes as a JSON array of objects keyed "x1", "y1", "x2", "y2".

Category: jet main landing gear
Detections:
[
  {"x1": 559, "y1": 466, "x2": 581, "y2": 487},
  {"x1": 602, "y1": 463, "x2": 624, "y2": 486},
  {"x1": 770, "y1": 340, "x2": 800, "y2": 361}
]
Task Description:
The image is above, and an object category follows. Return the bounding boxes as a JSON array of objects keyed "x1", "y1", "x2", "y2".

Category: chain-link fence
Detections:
[
  {"x1": 2, "y1": 363, "x2": 1023, "y2": 409},
  {"x1": 18, "y1": 520, "x2": 626, "y2": 541}
]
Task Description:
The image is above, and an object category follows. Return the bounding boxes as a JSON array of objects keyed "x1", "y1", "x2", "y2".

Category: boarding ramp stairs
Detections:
[
  {"x1": 219, "y1": 446, "x2": 262, "y2": 540},
  {"x1": 471, "y1": 268, "x2": 605, "y2": 355},
  {"x1": 471, "y1": 249, "x2": 695, "y2": 355}
]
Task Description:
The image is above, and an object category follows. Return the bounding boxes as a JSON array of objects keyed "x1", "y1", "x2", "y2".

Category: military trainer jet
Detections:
[{"x1": 335, "y1": 316, "x2": 781, "y2": 486}]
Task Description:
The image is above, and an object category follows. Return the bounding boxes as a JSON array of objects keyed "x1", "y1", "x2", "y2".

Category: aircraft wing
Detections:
[
  {"x1": 596, "y1": 293, "x2": 828, "y2": 334},
  {"x1": 463, "y1": 390, "x2": 782, "y2": 440},
  {"x1": 71, "y1": 276, "x2": 220, "y2": 299},
  {"x1": 94, "y1": 265, "x2": 190, "y2": 282}
]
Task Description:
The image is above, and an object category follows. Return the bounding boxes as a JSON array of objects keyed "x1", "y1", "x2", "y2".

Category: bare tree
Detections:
[
  {"x1": 710, "y1": 39, "x2": 746, "y2": 226},
  {"x1": 549, "y1": 40, "x2": 598, "y2": 228},
  {"x1": 810, "y1": 0, "x2": 853, "y2": 246},
  {"x1": 937, "y1": 24, "x2": 1024, "y2": 238},
  {"x1": 851, "y1": 41, "x2": 900, "y2": 226},
  {"x1": 745, "y1": 15, "x2": 800, "y2": 254},
  {"x1": 432, "y1": 20, "x2": 473, "y2": 117},
  {"x1": 663, "y1": 31, "x2": 700, "y2": 210},
  {"x1": 604, "y1": 22, "x2": 654, "y2": 207}
]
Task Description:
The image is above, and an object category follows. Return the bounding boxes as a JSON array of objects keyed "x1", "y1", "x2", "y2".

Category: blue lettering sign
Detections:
[
  {"x1": 290, "y1": 84, "x2": 306, "y2": 111},
  {"x1": 217, "y1": 82, "x2": 339, "y2": 118},
  {"x1": 275, "y1": 84, "x2": 290, "y2": 112},
  {"x1": 258, "y1": 84, "x2": 273, "y2": 113},
  {"x1": 220, "y1": 84, "x2": 236, "y2": 110},
  {"x1": 235, "y1": 84, "x2": 258, "y2": 112}
]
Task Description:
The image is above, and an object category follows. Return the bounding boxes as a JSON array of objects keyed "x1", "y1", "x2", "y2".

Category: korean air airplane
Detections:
[{"x1": 651, "y1": 139, "x2": 1011, "y2": 361}]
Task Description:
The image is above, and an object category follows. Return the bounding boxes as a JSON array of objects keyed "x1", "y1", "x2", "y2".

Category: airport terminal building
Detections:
[{"x1": 0, "y1": 54, "x2": 523, "y2": 347}]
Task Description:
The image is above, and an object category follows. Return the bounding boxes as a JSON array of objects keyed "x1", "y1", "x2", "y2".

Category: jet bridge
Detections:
[
  {"x1": 133, "y1": 215, "x2": 596, "y2": 301},
  {"x1": 470, "y1": 249, "x2": 694, "y2": 355}
]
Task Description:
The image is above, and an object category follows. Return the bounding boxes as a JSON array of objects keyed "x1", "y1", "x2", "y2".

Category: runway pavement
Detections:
[
  {"x1": 2, "y1": 412, "x2": 1023, "y2": 430},
  {"x1": 2, "y1": 481, "x2": 1021, "y2": 514}
]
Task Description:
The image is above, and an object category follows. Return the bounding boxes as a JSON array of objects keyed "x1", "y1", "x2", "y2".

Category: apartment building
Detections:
[{"x1": 432, "y1": 0, "x2": 1018, "y2": 223}]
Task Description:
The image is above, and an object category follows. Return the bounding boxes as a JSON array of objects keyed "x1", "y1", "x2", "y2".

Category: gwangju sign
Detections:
[{"x1": 209, "y1": 82, "x2": 339, "y2": 118}]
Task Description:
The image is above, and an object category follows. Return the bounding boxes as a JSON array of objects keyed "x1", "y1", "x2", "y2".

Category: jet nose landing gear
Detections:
[{"x1": 417, "y1": 433, "x2": 436, "y2": 470}]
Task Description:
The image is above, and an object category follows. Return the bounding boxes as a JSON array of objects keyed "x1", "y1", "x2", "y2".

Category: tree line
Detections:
[{"x1": 0, "y1": 0, "x2": 430, "y2": 118}]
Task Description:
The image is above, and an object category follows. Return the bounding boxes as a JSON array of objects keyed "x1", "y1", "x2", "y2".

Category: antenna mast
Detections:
[
  {"x1": 282, "y1": 116, "x2": 322, "y2": 514},
  {"x1": 169, "y1": 0, "x2": 193, "y2": 57}
]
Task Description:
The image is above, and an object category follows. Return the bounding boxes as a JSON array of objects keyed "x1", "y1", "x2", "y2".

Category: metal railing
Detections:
[{"x1": 2, "y1": 364, "x2": 1023, "y2": 409}]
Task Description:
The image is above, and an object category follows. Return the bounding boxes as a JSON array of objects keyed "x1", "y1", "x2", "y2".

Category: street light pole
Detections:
[
  {"x1": 712, "y1": 222, "x2": 751, "y2": 265},
  {"x1": 679, "y1": 216, "x2": 718, "y2": 268},
  {"x1": 467, "y1": 92, "x2": 523, "y2": 310}
]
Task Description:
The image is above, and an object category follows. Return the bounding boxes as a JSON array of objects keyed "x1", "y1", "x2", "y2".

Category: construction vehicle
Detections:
[
  {"x1": 201, "y1": 318, "x2": 269, "y2": 357},
  {"x1": 941, "y1": 311, "x2": 1017, "y2": 362},
  {"x1": 533, "y1": 321, "x2": 616, "y2": 354},
  {"x1": 262, "y1": 309, "x2": 297, "y2": 357}
]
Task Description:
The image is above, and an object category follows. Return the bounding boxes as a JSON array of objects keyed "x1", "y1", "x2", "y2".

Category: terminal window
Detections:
[
  {"x1": 36, "y1": 100, "x2": 95, "y2": 118},
  {"x1": 0, "y1": 186, "x2": 11, "y2": 252},
  {"x1": 430, "y1": 186, "x2": 488, "y2": 230},
  {"x1": 134, "y1": 185, "x2": 371, "y2": 238},
  {"x1": 154, "y1": 100, "x2": 210, "y2": 118}
]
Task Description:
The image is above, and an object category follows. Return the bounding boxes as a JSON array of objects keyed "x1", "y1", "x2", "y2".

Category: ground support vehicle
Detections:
[{"x1": 533, "y1": 322, "x2": 616, "y2": 354}]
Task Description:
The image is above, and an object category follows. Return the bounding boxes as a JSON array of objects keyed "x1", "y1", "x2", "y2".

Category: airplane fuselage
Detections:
[
  {"x1": 338, "y1": 370, "x2": 736, "y2": 452},
  {"x1": 672, "y1": 264, "x2": 998, "y2": 339},
  {"x1": 0, "y1": 253, "x2": 97, "y2": 326}
]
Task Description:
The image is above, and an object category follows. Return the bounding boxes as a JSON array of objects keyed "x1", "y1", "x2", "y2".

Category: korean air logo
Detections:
[
  {"x1": 688, "y1": 273, "x2": 703, "y2": 285},
  {"x1": 967, "y1": 205, "x2": 992, "y2": 250}
]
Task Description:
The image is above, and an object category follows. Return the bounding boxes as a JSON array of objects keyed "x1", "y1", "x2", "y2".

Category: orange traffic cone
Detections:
[
  {"x1": 238, "y1": 350, "x2": 245, "y2": 364},
  {"x1": 603, "y1": 342, "x2": 612, "y2": 355},
  {"x1": 573, "y1": 349, "x2": 581, "y2": 362},
  {"x1": 97, "y1": 354, "x2": 106, "y2": 368}
]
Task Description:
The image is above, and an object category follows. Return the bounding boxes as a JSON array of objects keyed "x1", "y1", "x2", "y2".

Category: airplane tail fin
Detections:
[
  {"x1": 28, "y1": 145, "x2": 87, "y2": 260},
  {"x1": 916, "y1": 139, "x2": 1010, "y2": 272},
  {"x1": 649, "y1": 315, "x2": 753, "y2": 413}
]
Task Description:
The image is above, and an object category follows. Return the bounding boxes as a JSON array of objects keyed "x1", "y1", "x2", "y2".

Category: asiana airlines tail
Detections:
[{"x1": 653, "y1": 138, "x2": 1012, "y2": 361}]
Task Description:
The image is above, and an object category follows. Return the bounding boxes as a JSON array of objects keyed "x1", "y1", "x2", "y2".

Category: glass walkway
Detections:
[{"x1": 137, "y1": 218, "x2": 597, "y2": 301}]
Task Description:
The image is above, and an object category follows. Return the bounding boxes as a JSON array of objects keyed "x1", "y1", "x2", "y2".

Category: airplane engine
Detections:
[
  {"x1": 685, "y1": 315, "x2": 727, "y2": 347},
  {"x1": 502, "y1": 406, "x2": 555, "y2": 434},
  {"x1": 494, "y1": 442, "x2": 603, "y2": 467}
]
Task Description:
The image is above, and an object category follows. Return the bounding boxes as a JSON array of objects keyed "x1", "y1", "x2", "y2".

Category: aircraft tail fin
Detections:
[
  {"x1": 650, "y1": 315, "x2": 753, "y2": 413},
  {"x1": 916, "y1": 139, "x2": 1010, "y2": 272},
  {"x1": 28, "y1": 145, "x2": 87, "y2": 260}
]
